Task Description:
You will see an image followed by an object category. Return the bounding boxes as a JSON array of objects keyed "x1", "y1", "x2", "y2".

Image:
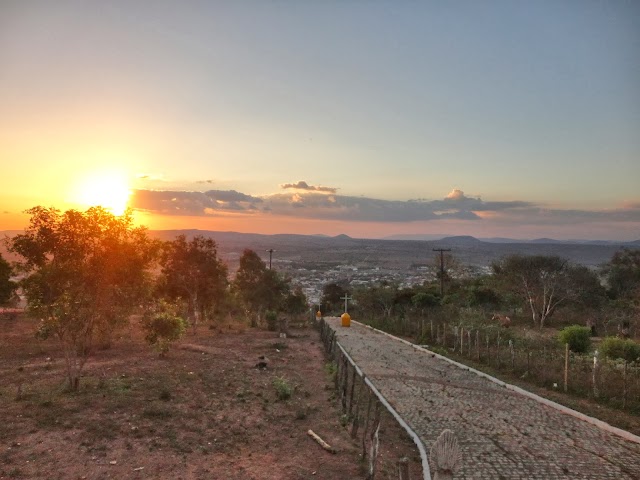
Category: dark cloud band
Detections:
[{"x1": 129, "y1": 187, "x2": 640, "y2": 225}]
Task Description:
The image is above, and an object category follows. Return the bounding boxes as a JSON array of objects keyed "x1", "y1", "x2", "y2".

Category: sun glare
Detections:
[{"x1": 76, "y1": 172, "x2": 131, "y2": 216}]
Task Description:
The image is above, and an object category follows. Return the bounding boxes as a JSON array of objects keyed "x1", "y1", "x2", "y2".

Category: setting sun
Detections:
[{"x1": 75, "y1": 171, "x2": 131, "y2": 215}]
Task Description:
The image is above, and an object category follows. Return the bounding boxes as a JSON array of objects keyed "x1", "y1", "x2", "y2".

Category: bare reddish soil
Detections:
[{"x1": 0, "y1": 316, "x2": 420, "y2": 480}]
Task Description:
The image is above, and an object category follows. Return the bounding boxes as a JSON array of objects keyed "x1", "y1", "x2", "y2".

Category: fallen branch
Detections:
[{"x1": 307, "y1": 429, "x2": 336, "y2": 454}]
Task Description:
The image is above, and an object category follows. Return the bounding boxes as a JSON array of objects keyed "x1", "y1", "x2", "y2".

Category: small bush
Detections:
[
  {"x1": 324, "y1": 362, "x2": 337, "y2": 378},
  {"x1": 558, "y1": 325, "x2": 592, "y2": 353},
  {"x1": 599, "y1": 337, "x2": 640, "y2": 363},
  {"x1": 265, "y1": 311, "x2": 278, "y2": 331},
  {"x1": 142, "y1": 311, "x2": 187, "y2": 355},
  {"x1": 273, "y1": 376, "x2": 293, "y2": 400}
]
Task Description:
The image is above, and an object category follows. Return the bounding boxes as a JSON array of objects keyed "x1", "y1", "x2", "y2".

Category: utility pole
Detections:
[
  {"x1": 433, "y1": 248, "x2": 451, "y2": 296},
  {"x1": 266, "y1": 249, "x2": 275, "y2": 269}
]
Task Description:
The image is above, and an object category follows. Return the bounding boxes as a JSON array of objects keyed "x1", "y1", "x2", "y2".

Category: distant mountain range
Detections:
[
  {"x1": 144, "y1": 230, "x2": 639, "y2": 269},
  {"x1": 384, "y1": 233, "x2": 640, "y2": 246},
  {"x1": 2, "y1": 229, "x2": 638, "y2": 270}
]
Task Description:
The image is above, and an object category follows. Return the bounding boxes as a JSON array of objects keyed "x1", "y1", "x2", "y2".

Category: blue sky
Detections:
[{"x1": 1, "y1": 1, "x2": 639, "y2": 239}]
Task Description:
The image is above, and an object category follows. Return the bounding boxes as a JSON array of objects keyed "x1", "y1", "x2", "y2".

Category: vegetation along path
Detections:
[{"x1": 324, "y1": 317, "x2": 640, "y2": 479}]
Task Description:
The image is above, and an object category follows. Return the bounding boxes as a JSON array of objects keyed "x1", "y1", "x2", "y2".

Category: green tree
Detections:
[
  {"x1": 158, "y1": 235, "x2": 228, "y2": 333},
  {"x1": 558, "y1": 325, "x2": 592, "y2": 353},
  {"x1": 283, "y1": 286, "x2": 308, "y2": 316},
  {"x1": 142, "y1": 303, "x2": 187, "y2": 356},
  {"x1": 599, "y1": 337, "x2": 640, "y2": 363},
  {"x1": 0, "y1": 254, "x2": 17, "y2": 305},
  {"x1": 320, "y1": 282, "x2": 348, "y2": 315},
  {"x1": 411, "y1": 292, "x2": 440, "y2": 310},
  {"x1": 355, "y1": 283, "x2": 398, "y2": 318},
  {"x1": 234, "y1": 249, "x2": 288, "y2": 326},
  {"x1": 604, "y1": 249, "x2": 640, "y2": 301},
  {"x1": 10, "y1": 206, "x2": 157, "y2": 390},
  {"x1": 492, "y1": 254, "x2": 603, "y2": 328}
]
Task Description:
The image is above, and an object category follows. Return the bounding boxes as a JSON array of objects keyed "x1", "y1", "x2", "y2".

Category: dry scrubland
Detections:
[{"x1": 0, "y1": 315, "x2": 419, "y2": 480}]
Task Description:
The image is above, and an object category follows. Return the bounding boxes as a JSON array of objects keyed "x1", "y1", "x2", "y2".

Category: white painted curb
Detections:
[{"x1": 351, "y1": 319, "x2": 640, "y2": 445}]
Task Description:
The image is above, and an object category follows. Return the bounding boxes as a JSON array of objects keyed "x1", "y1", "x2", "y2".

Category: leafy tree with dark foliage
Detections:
[
  {"x1": 10, "y1": 207, "x2": 157, "y2": 390},
  {"x1": 604, "y1": 248, "x2": 640, "y2": 301},
  {"x1": 0, "y1": 253, "x2": 17, "y2": 305},
  {"x1": 492, "y1": 254, "x2": 603, "y2": 328},
  {"x1": 320, "y1": 282, "x2": 348, "y2": 315},
  {"x1": 159, "y1": 235, "x2": 228, "y2": 333},
  {"x1": 234, "y1": 249, "x2": 288, "y2": 326}
]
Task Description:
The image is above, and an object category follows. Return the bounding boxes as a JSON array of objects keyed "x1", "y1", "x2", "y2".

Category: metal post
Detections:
[{"x1": 266, "y1": 248, "x2": 274, "y2": 269}]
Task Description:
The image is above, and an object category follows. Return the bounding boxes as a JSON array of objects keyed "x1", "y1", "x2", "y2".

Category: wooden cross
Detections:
[{"x1": 340, "y1": 294, "x2": 352, "y2": 313}]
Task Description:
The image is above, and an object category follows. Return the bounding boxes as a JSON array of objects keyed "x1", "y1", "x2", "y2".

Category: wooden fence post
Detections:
[
  {"x1": 367, "y1": 402, "x2": 381, "y2": 480},
  {"x1": 453, "y1": 325, "x2": 458, "y2": 352},
  {"x1": 397, "y1": 457, "x2": 410, "y2": 480},
  {"x1": 348, "y1": 365, "x2": 357, "y2": 415},
  {"x1": 623, "y1": 361, "x2": 628, "y2": 410},
  {"x1": 335, "y1": 350, "x2": 342, "y2": 390},
  {"x1": 341, "y1": 357, "x2": 349, "y2": 412},
  {"x1": 351, "y1": 376, "x2": 364, "y2": 439},
  {"x1": 486, "y1": 334, "x2": 489, "y2": 360},
  {"x1": 592, "y1": 350, "x2": 599, "y2": 399},
  {"x1": 509, "y1": 340, "x2": 515, "y2": 370},
  {"x1": 564, "y1": 343, "x2": 569, "y2": 393},
  {"x1": 362, "y1": 392, "x2": 373, "y2": 458}
]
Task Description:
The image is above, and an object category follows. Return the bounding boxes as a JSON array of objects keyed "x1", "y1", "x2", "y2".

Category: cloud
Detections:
[
  {"x1": 129, "y1": 186, "x2": 640, "y2": 228},
  {"x1": 489, "y1": 205, "x2": 640, "y2": 225},
  {"x1": 196, "y1": 179, "x2": 214, "y2": 184},
  {"x1": 445, "y1": 189, "x2": 466, "y2": 201},
  {"x1": 205, "y1": 190, "x2": 261, "y2": 203},
  {"x1": 263, "y1": 193, "x2": 481, "y2": 222},
  {"x1": 130, "y1": 189, "x2": 261, "y2": 216},
  {"x1": 280, "y1": 180, "x2": 338, "y2": 194}
]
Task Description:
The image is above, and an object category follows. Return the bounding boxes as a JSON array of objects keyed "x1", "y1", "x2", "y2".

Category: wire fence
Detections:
[{"x1": 416, "y1": 321, "x2": 640, "y2": 413}]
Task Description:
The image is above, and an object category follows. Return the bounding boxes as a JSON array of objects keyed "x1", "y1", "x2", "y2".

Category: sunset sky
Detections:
[{"x1": 1, "y1": 1, "x2": 639, "y2": 240}]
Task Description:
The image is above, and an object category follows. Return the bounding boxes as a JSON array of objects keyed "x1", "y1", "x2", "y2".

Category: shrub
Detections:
[
  {"x1": 599, "y1": 337, "x2": 640, "y2": 363},
  {"x1": 558, "y1": 325, "x2": 592, "y2": 353},
  {"x1": 142, "y1": 311, "x2": 187, "y2": 355},
  {"x1": 265, "y1": 310, "x2": 278, "y2": 331},
  {"x1": 324, "y1": 362, "x2": 337, "y2": 378},
  {"x1": 273, "y1": 376, "x2": 293, "y2": 400}
]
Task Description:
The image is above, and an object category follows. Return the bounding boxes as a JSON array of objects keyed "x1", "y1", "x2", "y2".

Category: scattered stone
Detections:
[{"x1": 256, "y1": 355, "x2": 269, "y2": 370}]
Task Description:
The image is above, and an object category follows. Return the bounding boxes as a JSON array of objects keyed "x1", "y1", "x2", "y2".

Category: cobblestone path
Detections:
[{"x1": 326, "y1": 318, "x2": 640, "y2": 479}]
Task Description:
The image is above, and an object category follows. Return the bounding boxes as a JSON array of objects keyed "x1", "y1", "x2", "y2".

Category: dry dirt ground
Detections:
[{"x1": 0, "y1": 315, "x2": 420, "y2": 480}]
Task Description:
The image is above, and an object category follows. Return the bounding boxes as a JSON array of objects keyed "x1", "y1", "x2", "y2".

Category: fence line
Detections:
[
  {"x1": 422, "y1": 322, "x2": 640, "y2": 413},
  {"x1": 318, "y1": 319, "x2": 432, "y2": 480}
]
